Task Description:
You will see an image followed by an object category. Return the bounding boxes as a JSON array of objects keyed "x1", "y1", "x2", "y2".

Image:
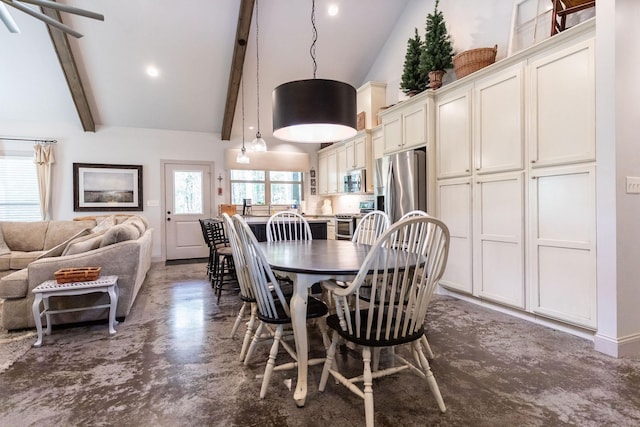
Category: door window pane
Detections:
[{"x1": 174, "y1": 171, "x2": 203, "y2": 214}]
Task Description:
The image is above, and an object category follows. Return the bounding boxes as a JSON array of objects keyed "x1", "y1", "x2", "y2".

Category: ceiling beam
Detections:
[
  {"x1": 41, "y1": 5, "x2": 96, "y2": 132},
  {"x1": 221, "y1": 0, "x2": 255, "y2": 141}
]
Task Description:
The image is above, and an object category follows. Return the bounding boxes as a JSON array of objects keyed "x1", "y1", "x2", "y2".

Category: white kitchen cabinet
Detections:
[
  {"x1": 380, "y1": 95, "x2": 431, "y2": 155},
  {"x1": 529, "y1": 39, "x2": 595, "y2": 168},
  {"x1": 318, "y1": 152, "x2": 328, "y2": 195},
  {"x1": 345, "y1": 133, "x2": 368, "y2": 170},
  {"x1": 327, "y1": 149, "x2": 338, "y2": 194},
  {"x1": 372, "y1": 126, "x2": 384, "y2": 160},
  {"x1": 436, "y1": 177, "x2": 473, "y2": 294},
  {"x1": 474, "y1": 64, "x2": 524, "y2": 174},
  {"x1": 473, "y1": 171, "x2": 525, "y2": 308},
  {"x1": 436, "y1": 87, "x2": 472, "y2": 179},
  {"x1": 529, "y1": 164, "x2": 596, "y2": 329}
]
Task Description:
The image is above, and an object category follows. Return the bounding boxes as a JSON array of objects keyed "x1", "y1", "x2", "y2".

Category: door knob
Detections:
[
  {"x1": 167, "y1": 217, "x2": 171, "y2": 221},
  {"x1": 167, "y1": 211, "x2": 171, "y2": 214}
]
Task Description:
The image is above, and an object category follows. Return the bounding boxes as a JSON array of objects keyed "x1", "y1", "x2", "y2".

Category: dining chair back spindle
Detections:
[
  {"x1": 266, "y1": 211, "x2": 313, "y2": 242},
  {"x1": 319, "y1": 216, "x2": 450, "y2": 426},
  {"x1": 352, "y1": 210, "x2": 390, "y2": 245}
]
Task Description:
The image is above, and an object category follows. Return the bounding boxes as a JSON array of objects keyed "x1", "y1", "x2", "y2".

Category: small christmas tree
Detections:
[
  {"x1": 419, "y1": 0, "x2": 454, "y2": 75},
  {"x1": 400, "y1": 28, "x2": 428, "y2": 95}
]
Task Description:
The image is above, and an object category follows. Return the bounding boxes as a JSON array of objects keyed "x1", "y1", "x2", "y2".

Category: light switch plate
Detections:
[
  {"x1": 147, "y1": 199, "x2": 160, "y2": 207},
  {"x1": 626, "y1": 176, "x2": 640, "y2": 194}
]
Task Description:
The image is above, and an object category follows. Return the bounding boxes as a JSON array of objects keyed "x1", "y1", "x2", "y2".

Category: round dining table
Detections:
[{"x1": 258, "y1": 239, "x2": 372, "y2": 407}]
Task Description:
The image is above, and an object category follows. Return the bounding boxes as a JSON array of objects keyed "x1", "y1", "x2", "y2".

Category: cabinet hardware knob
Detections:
[{"x1": 531, "y1": 160, "x2": 536, "y2": 163}]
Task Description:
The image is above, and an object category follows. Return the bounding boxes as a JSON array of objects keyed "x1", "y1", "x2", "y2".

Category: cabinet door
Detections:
[
  {"x1": 372, "y1": 127, "x2": 384, "y2": 159},
  {"x1": 529, "y1": 164, "x2": 596, "y2": 328},
  {"x1": 345, "y1": 141, "x2": 356, "y2": 170},
  {"x1": 403, "y1": 102, "x2": 427, "y2": 149},
  {"x1": 383, "y1": 113, "x2": 402, "y2": 154},
  {"x1": 529, "y1": 39, "x2": 595, "y2": 168},
  {"x1": 354, "y1": 137, "x2": 367, "y2": 169},
  {"x1": 474, "y1": 171, "x2": 524, "y2": 308},
  {"x1": 336, "y1": 145, "x2": 347, "y2": 193},
  {"x1": 436, "y1": 88, "x2": 472, "y2": 179},
  {"x1": 318, "y1": 153, "x2": 328, "y2": 195},
  {"x1": 436, "y1": 178, "x2": 473, "y2": 293},
  {"x1": 327, "y1": 150, "x2": 338, "y2": 194},
  {"x1": 474, "y1": 65, "x2": 524, "y2": 174}
]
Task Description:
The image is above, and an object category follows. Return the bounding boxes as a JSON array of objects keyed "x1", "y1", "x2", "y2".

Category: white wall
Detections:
[{"x1": 0, "y1": 121, "x2": 319, "y2": 261}]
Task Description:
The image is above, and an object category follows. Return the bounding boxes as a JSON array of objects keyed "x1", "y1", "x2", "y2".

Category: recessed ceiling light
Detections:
[
  {"x1": 328, "y1": 4, "x2": 339, "y2": 16},
  {"x1": 146, "y1": 65, "x2": 160, "y2": 78}
]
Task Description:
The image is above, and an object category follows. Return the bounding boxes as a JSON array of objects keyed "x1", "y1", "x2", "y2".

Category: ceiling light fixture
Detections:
[
  {"x1": 249, "y1": 0, "x2": 267, "y2": 153},
  {"x1": 0, "y1": 0, "x2": 104, "y2": 38},
  {"x1": 236, "y1": 77, "x2": 250, "y2": 165},
  {"x1": 328, "y1": 4, "x2": 339, "y2": 16},
  {"x1": 146, "y1": 65, "x2": 160, "y2": 78},
  {"x1": 272, "y1": 0, "x2": 356, "y2": 143}
]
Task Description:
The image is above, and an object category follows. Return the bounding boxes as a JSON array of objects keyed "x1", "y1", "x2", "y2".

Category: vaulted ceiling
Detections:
[{"x1": 0, "y1": 0, "x2": 411, "y2": 139}]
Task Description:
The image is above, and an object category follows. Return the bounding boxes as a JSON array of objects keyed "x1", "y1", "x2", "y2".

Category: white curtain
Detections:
[{"x1": 34, "y1": 143, "x2": 55, "y2": 220}]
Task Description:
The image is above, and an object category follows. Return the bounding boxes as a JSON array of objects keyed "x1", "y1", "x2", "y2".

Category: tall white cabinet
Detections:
[{"x1": 436, "y1": 22, "x2": 596, "y2": 329}]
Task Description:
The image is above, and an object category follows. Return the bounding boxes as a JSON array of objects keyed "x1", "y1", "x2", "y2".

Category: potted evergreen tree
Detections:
[
  {"x1": 400, "y1": 28, "x2": 428, "y2": 96},
  {"x1": 419, "y1": 0, "x2": 454, "y2": 89}
]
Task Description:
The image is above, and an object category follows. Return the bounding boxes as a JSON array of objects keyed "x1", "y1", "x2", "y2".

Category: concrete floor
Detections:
[{"x1": 1, "y1": 261, "x2": 639, "y2": 426}]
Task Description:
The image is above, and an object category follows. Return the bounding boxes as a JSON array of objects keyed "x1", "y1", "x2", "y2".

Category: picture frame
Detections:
[
  {"x1": 309, "y1": 169, "x2": 316, "y2": 178},
  {"x1": 310, "y1": 178, "x2": 317, "y2": 187},
  {"x1": 73, "y1": 163, "x2": 143, "y2": 212}
]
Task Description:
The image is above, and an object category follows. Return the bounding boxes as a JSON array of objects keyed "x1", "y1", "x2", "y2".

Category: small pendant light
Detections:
[
  {"x1": 272, "y1": 0, "x2": 357, "y2": 143},
  {"x1": 250, "y1": 0, "x2": 267, "y2": 152},
  {"x1": 236, "y1": 77, "x2": 250, "y2": 164}
]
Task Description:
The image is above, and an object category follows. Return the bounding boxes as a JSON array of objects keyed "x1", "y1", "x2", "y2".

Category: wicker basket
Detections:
[
  {"x1": 54, "y1": 267, "x2": 102, "y2": 284},
  {"x1": 453, "y1": 45, "x2": 498, "y2": 79}
]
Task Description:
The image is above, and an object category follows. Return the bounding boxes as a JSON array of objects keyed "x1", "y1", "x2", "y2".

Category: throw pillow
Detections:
[
  {"x1": 0, "y1": 225, "x2": 9, "y2": 256},
  {"x1": 123, "y1": 217, "x2": 146, "y2": 235},
  {"x1": 37, "y1": 228, "x2": 90, "y2": 259},
  {"x1": 63, "y1": 234, "x2": 104, "y2": 256},
  {"x1": 92, "y1": 215, "x2": 116, "y2": 234},
  {"x1": 99, "y1": 224, "x2": 140, "y2": 247}
]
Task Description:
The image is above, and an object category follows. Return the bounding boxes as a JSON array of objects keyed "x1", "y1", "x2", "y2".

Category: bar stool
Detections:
[{"x1": 209, "y1": 219, "x2": 238, "y2": 303}]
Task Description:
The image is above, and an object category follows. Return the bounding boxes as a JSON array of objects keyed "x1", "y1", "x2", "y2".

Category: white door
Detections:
[{"x1": 164, "y1": 162, "x2": 212, "y2": 260}]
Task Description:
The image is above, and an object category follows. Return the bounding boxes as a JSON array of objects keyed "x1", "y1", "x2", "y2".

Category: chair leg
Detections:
[
  {"x1": 230, "y1": 301, "x2": 247, "y2": 339},
  {"x1": 260, "y1": 325, "x2": 284, "y2": 399},
  {"x1": 421, "y1": 334, "x2": 435, "y2": 359},
  {"x1": 239, "y1": 304, "x2": 258, "y2": 362},
  {"x1": 319, "y1": 330, "x2": 340, "y2": 392},
  {"x1": 362, "y1": 346, "x2": 375, "y2": 427},
  {"x1": 413, "y1": 341, "x2": 446, "y2": 413},
  {"x1": 244, "y1": 321, "x2": 265, "y2": 366}
]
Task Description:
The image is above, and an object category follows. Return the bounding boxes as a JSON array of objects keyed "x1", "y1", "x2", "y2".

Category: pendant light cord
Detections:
[
  {"x1": 310, "y1": 0, "x2": 317, "y2": 79},
  {"x1": 255, "y1": 0, "x2": 261, "y2": 135},
  {"x1": 241, "y1": 77, "x2": 246, "y2": 152}
]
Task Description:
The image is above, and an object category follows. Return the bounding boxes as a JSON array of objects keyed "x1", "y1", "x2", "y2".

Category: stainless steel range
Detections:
[{"x1": 335, "y1": 201, "x2": 375, "y2": 240}]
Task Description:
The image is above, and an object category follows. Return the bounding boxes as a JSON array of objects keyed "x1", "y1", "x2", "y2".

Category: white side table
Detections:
[{"x1": 31, "y1": 275, "x2": 119, "y2": 347}]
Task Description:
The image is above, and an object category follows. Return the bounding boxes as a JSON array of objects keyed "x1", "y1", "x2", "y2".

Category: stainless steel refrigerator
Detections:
[{"x1": 374, "y1": 149, "x2": 427, "y2": 223}]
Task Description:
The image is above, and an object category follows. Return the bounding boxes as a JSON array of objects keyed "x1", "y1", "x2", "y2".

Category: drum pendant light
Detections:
[
  {"x1": 249, "y1": 0, "x2": 267, "y2": 152},
  {"x1": 272, "y1": 0, "x2": 357, "y2": 143}
]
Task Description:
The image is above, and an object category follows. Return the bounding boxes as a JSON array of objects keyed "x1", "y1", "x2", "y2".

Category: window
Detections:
[
  {"x1": 230, "y1": 170, "x2": 303, "y2": 206},
  {"x1": 0, "y1": 155, "x2": 41, "y2": 221}
]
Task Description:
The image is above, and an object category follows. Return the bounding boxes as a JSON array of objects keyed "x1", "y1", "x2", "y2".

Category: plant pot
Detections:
[{"x1": 428, "y1": 70, "x2": 445, "y2": 89}]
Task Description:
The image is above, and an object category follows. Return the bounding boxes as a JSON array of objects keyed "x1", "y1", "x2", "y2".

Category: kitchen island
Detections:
[{"x1": 242, "y1": 216, "x2": 329, "y2": 241}]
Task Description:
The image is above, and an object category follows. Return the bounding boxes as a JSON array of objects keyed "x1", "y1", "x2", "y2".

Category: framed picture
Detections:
[
  {"x1": 73, "y1": 163, "x2": 143, "y2": 212},
  {"x1": 310, "y1": 178, "x2": 317, "y2": 187},
  {"x1": 310, "y1": 187, "x2": 317, "y2": 195},
  {"x1": 309, "y1": 169, "x2": 316, "y2": 178}
]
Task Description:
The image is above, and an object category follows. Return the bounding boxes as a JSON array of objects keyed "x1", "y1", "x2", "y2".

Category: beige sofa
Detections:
[{"x1": 0, "y1": 215, "x2": 153, "y2": 331}]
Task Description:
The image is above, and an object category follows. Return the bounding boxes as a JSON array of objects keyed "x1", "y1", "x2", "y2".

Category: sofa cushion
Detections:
[
  {"x1": 0, "y1": 268, "x2": 28, "y2": 299},
  {"x1": 63, "y1": 233, "x2": 104, "y2": 256},
  {"x1": 38, "y1": 228, "x2": 91, "y2": 259},
  {"x1": 43, "y1": 220, "x2": 95, "y2": 250},
  {"x1": 10, "y1": 251, "x2": 45, "y2": 270},
  {"x1": 100, "y1": 224, "x2": 140, "y2": 247},
  {"x1": 0, "y1": 253, "x2": 10, "y2": 271},
  {"x1": 91, "y1": 215, "x2": 116, "y2": 234},
  {"x1": 123, "y1": 217, "x2": 146, "y2": 235},
  {"x1": 0, "y1": 225, "x2": 10, "y2": 256},
  {"x1": 2, "y1": 221, "x2": 48, "y2": 252}
]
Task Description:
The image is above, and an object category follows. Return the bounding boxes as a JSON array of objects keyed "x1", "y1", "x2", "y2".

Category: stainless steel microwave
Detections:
[{"x1": 344, "y1": 169, "x2": 365, "y2": 193}]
